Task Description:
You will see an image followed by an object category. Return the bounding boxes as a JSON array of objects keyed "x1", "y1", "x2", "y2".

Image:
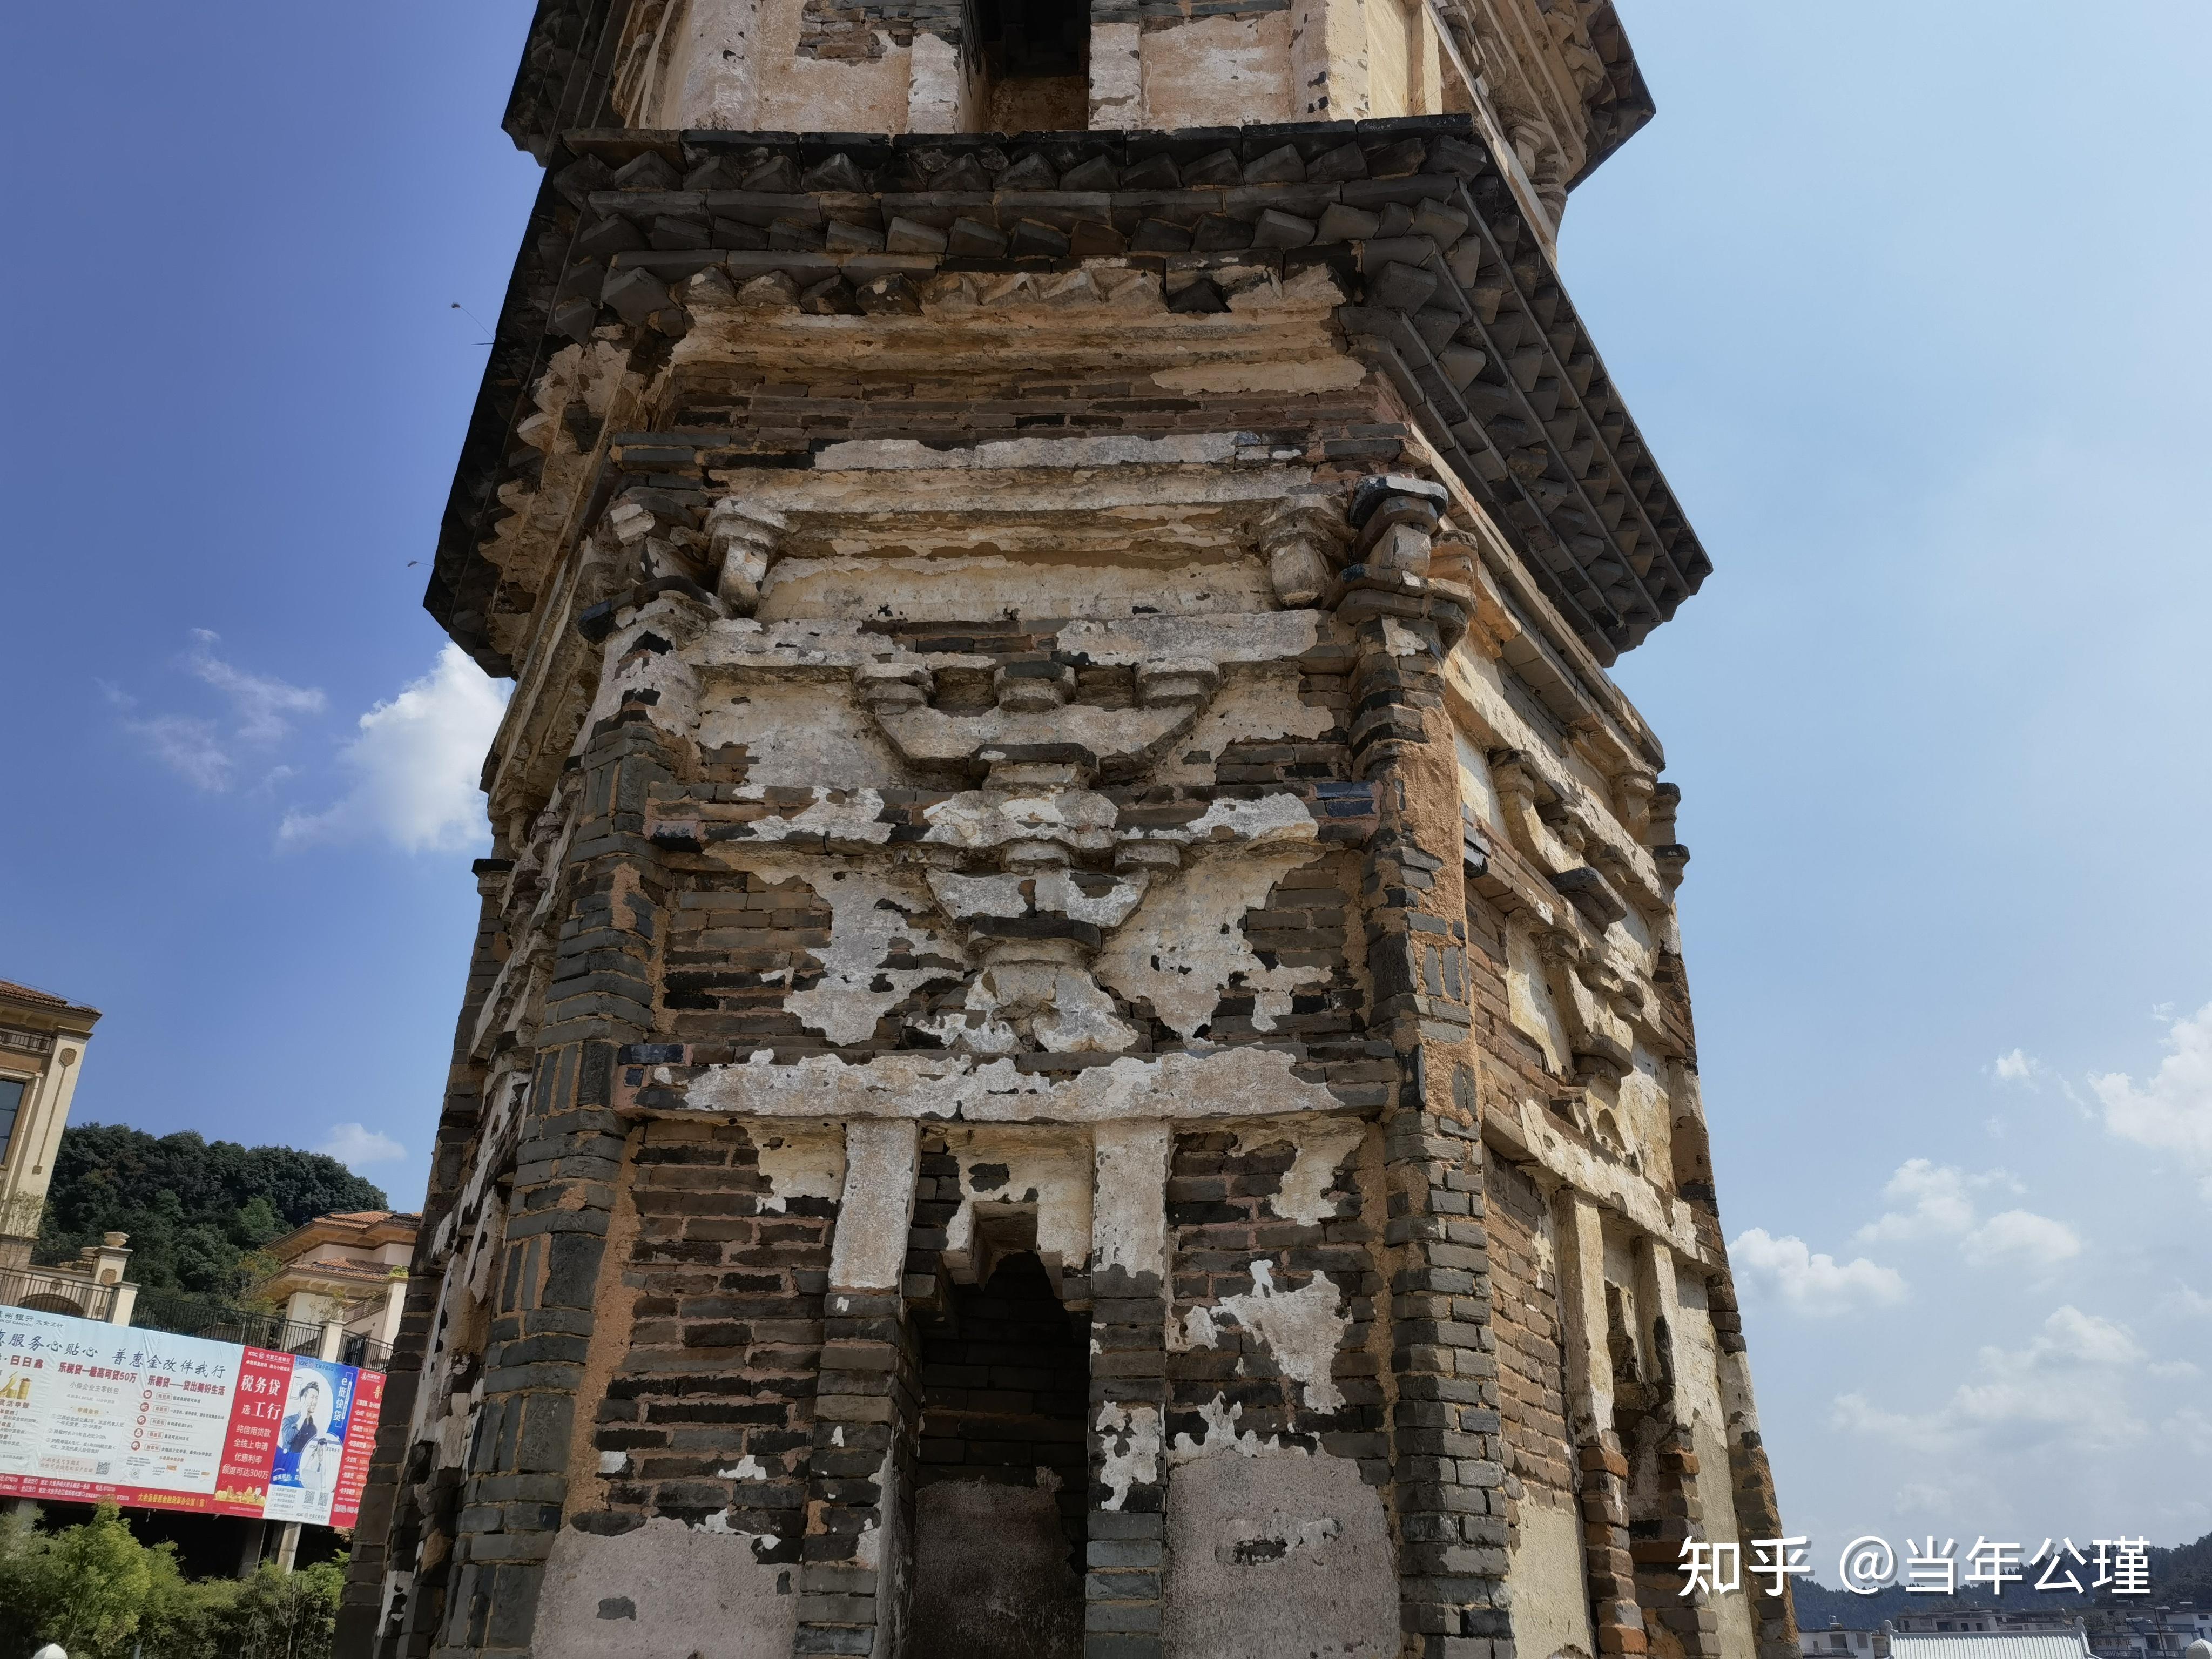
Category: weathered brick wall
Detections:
[
  {"x1": 1164, "y1": 1127, "x2": 1383, "y2": 1464},
  {"x1": 586, "y1": 1118, "x2": 827, "y2": 1549},
  {"x1": 1483, "y1": 1154, "x2": 1571, "y2": 1505}
]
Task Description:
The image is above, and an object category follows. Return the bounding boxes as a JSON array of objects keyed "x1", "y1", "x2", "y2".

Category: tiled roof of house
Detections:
[
  {"x1": 0, "y1": 979, "x2": 101, "y2": 1017},
  {"x1": 266, "y1": 1208, "x2": 422, "y2": 1263}
]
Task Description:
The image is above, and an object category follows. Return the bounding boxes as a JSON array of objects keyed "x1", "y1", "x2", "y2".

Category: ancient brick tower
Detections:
[{"x1": 339, "y1": 3, "x2": 1798, "y2": 1656}]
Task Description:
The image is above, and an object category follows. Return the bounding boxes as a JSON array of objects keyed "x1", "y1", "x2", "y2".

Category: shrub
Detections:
[{"x1": 0, "y1": 1505, "x2": 345, "y2": 1659}]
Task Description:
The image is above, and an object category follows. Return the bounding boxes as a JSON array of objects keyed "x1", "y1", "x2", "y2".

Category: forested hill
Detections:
[{"x1": 33, "y1": 1123, "x2": 387, "y2": 1299}]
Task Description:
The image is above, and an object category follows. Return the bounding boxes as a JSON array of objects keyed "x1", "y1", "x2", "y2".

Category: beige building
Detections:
[
  {"x1": 0, "y1": 980, "x2": 100, "y2": 1274},
  {"x1": 262, "y1": 1209, "x2": 418, "y2": 1359},
  {"x1": 342, "y1": 4, "x2": 1793, "y2": 1658}
]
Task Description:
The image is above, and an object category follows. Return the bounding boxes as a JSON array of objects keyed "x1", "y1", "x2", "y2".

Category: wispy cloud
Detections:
[
  {"x1": 279, "y1": 645, "x2": 508, "y2": 853},
  {"x1": 1836, "y1": 1305, "x2": 2150, "y2": 1458},
  {"x1": 120, "y1": 630, "x2": 326, "y2": 792},
  {"x1": 184, "y1": 630, "x2": 325, "y2": 742},
  {"x1": 1730, "y1": 1227, "x2": 1907, "y2": 1317},
  {"x1": 2090, "y1": 999, "x2": 2212, "y2": 1198},
  {"x1": 319, "y1": 1122, "x2": 407, "y2": 1170}
]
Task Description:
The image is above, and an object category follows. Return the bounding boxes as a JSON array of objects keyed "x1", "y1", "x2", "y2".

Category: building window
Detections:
[{"x1": 0, "y1": 1077, "x2": 25, "y2": 1162}]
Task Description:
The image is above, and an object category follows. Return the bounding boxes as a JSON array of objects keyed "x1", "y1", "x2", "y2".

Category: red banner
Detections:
[
  {"x1": 212, "y1": 1346, "x2": 294, "y2": 1515},
  {"x1": 330, "y1": 1368, "x2": 384, "y2": 1529},
  {"x1": 0, "y1": 1305, "x2": 383, "y2": 1528}
]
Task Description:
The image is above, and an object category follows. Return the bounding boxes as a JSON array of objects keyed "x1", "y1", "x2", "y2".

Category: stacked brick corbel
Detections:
[
  {"x1": 433, "y1": 700, "x2": 677, "y2": 1656},
  {"x1": 1330, "y1": 476, "x2": 1512, "y2": 1659},
  {"x1": 342, "y1": 856, "x2": 515, "y2": 1657}
]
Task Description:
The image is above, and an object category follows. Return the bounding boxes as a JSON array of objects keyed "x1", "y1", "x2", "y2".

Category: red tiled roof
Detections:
[{"x1": 0, "y1": 980, "x2": 100, "y2": 1016}]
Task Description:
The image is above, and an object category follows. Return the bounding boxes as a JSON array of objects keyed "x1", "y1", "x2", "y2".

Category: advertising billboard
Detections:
[{"x1": 0, "y1": 1301, "x2": 383, "y2": 1526}]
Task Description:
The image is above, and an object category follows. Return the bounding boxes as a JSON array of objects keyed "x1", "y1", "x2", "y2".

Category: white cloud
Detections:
[
  {"x1": 2148, "y1": 1360, "x2": 2202, "y2": 1380},
  {"x1": 2169, "y1": 1282, "x2": 2212, "y2": 1319},
  {"x1": 1856, "y1": 1158, "x2": 1994, "y2": 1243},
  {"x1": 320, "y1": 1122, "x2": 407, "y2": 1170},
  {"x1": 1959, "y1": 1209, "x2": 2083, "y2": 1273},
  {"x1": 123, "y1": 631, "x2": 326, "y2": 792},
  {"x1": 2090, "y1": 999, "x2": 2212, "y2": 1197},
  {"x1": 1854, "y1": 1158, "x2": 2079, "y2": 1274},
  {"x1": 1992, "y1": 1048, "x2": 2046, "y2": 1085},
  {"x1": 1837, "y1": 1305, "x2": 2149, "y2": 1457},
  {"x1": 2166, "y1": 1408, "x2": 2212, "y2": 1456},
  {"x1": 1730, "y1": 1227, "x2": 1907, "y2": 1316},
  {"x1": 279, "y1": 646, "x2": 509, "y2": 853}
]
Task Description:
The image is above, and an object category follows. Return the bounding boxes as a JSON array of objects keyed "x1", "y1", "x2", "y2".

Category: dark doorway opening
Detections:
[
  {"x1": 906, "y1": 1249, "x2": 1090, "y2": 1659},
  {"x1": 976, "y1": 0, "x2": 1089, "y2": 132}
]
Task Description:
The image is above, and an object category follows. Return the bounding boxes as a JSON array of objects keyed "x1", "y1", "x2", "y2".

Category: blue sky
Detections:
[{"x1": 3, "y1": 0, "x2": 2204, "y2": 1561}]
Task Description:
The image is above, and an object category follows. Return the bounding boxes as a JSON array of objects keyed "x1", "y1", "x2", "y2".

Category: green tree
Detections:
[
  {"x1": 0, "y1": 1508, "x2": 347, "y2": 1659},
  {"x1": 3, "y1": 1500, "x2": 162, "y2": 1659},
  {"x1": 35, "y1": 1123, "x2": 390, "y2": 1298},
  {"x1": 227, "y1": 1557, "x2": 346, "y2": 1659}
]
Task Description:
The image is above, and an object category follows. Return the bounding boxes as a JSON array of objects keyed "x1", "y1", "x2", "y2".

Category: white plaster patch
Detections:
[
  {"x1": 854, "y1": 1446, "x2": 896, "y2": 1568},
  {"x1": 1244, "y1": 1121, "x2": 1364, "y2": 1225},
  {"x1": 1454, "y1": 728, "x2": 1504, "y2": 830},
  {"x1": 1030, "y1": 967, "x2": 1139, "y2": 1053},
  {"x1": 921, "y1": 787, "x2": 1120, "y2": 855},
  {"x1": 1157, "y1": 792, "x2": 1320, "y2": 846},
  {"x1": 1095, "y1": 847, "x2": 1327, "y2": 1036},
  {"x1": 915, "y1": 951, "x2": 1137, "y2": 1056},
  {"x1": 1154, "y1": 666, "x2": 1336, "y2": 786},
  {"x1": 826, "y1": 1120, "x2": 920, "y2": 1291},
  {"x1": 1096, "y1": 1401, "x2": 1163, "y2": 1509},
  {"x1": 939, "y1": 1128, "x2": 1094, "y2": 1281},
  {"x1": 698, "y1": 1509, "x2": 777, "y2": 1558},
  {"x1": 683, "y1": 1043, "x2": 1341, "y2": 1122},
  {"x1": 1505, "y1": 927, "x2": 1569, "y2": 1074},
  {"x1": 774, "y1": 864, "x2": 950, "y2": 1045},
  {"x1": 697, "y1": 679, "x2": 907, "y2": 788},
  {"x1": 1173, "y1": 1305, "x2": 1220, "y2": 1352},
  {"x1": 598, "y1": 1450, "x2": 628, "y2": 1474},
  {"x1": 753, "y1": 1130, "x2": 845, "y2": 1213},
  {"x1": 1506, "y1": 1499, "x2": 1600, "y2": 1659},
  {"x1": 1212, "y1": 1262, "x2": 1349, "y2": 1412},
  {"x1": 1092, "y1": 1122, "x2": 1172, "y2": 1284},
  {"x1": 724, "y1": 787, "x2": 894, "y2": 848},
  {"x1": 717, "y1": 1454, "x2": 769, "y2": 1480}
]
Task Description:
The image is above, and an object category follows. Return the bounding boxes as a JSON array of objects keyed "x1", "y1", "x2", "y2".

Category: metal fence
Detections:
[
  {"x1": 1, "y1": 1276, "x2": 394, "y2": 1371},
  {"x1": 126, "y1": 1287, "x2": 328, "y2": 1354},
  {"x1": 0, "y1": 1264, "x2": 118, "y2": 1321},
  {"x1": 340, "y1": 1333, "x2": 394, "y2": 1371}
]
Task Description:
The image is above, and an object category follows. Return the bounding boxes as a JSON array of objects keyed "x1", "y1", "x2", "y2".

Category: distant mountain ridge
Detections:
[{"x1": 33, "y1": 1122, "x2": 387, "y2": 1301}]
